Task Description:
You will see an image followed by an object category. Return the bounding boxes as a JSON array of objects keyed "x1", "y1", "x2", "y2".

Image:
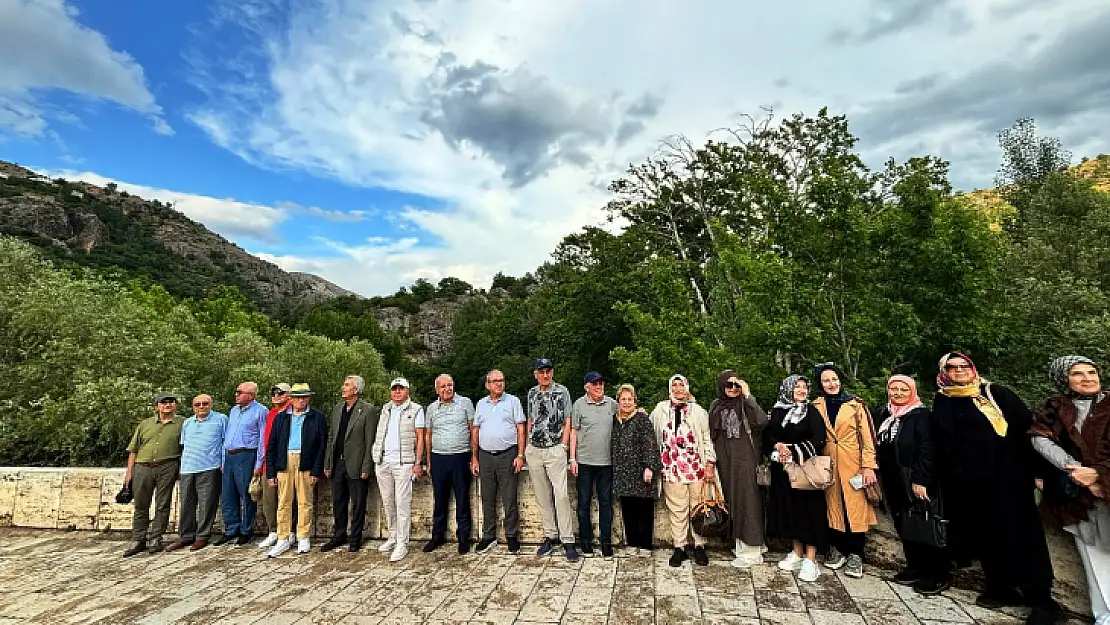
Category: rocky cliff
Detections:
[
  {"x1": 0, "y1": 160, "x2": 351, "y2": 307},
  {"x1": 370, "y1": 295, "x2": 475, "y2": 363}
]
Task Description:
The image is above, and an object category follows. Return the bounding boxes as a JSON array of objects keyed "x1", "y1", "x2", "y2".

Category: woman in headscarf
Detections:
[
  {"x1": 1030, "y1": 356, "x2": 1109, "y2": 625},
  {"x1": 709, "y1": 370, "x2": 769, "y2": 568},
  {"x1": 764, "y1": 375, "x2": 828, "y2": 583},
  {"x1": 812, "y1": 362, "x2": 878, "y2": 579},
  {"x1": 650, "y1": 374, "x2": 715, "y2": 568},
  {"x1": 875, "y1": 375, "x2": 950, "y2": 596},
  {"x1": 932, "y1": 352, "x2": 1059, "y2": 625}
]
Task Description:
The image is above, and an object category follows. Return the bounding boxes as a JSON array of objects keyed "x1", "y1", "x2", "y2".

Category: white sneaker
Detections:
[
  {"x1": 777, "y1": 551, "x2": 804, "y2": 572},
  {"x1": 798, "y1": 558, "x2": 820, "y2": 582},
  {"x1": 297, "y1": 538, "x2": 311, "y2": 554},
  {"x1": 379, "y1": 535, "x2": 397, "y2": 553},
  {"x1": 389, "y1": 543, "x2": 409, "y2": 562},
  {"x1": 258, "y1": 532, "x2": 279, "y2": 549},
  {"x1": 267, "y1": 537, "x2": 293, "y2": 558},
  {"x1": 1093, "y1": 615, "x2": 1109, "y2": 625},
  {"x1": 731, "y1": 552, "x2": 763, "y2": 569}
]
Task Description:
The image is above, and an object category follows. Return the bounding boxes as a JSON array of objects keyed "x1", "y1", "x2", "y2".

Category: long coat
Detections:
[{"x1": 813, "y1": 396, "x2": 878, "y2": 532}]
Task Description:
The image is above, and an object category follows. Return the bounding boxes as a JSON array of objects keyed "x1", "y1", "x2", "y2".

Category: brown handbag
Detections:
[
  {"x1": 785, "y1": 442, "x2": 834, "y2": 490},
  {"x1": 854, "y1": 408, "x2": 883, "y2": 504}
]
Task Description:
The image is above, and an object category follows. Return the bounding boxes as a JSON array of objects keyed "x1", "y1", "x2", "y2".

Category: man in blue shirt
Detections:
[
  {"x1": 165, "y1": 394, "x2": 228, "y2": 552},
  {"x1": 471, "y1": 369, "x2": 527, "y2": 555},
  {"x1": 216, "y1": 381, "x2": 268, "y2": 547}
]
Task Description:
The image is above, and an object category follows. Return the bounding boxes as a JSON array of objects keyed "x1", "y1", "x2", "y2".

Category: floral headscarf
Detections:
[
  {"x1": 774, "y1": 374, "x2": 810, "y2": 426},
  {"x1": 937, "y1": 352, "x2": 1007, "y2": 437},
  {"x1": 1047, "y1": 355, "x2": 1099, "y2": 397}
]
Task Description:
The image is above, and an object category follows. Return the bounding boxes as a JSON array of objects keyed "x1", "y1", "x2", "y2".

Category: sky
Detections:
[{"x1": 2, "y1": 0, "x2": 1108, "y2": 296}]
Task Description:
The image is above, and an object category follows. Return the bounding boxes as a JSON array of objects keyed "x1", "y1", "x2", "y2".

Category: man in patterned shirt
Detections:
[{"x1": 525, "y1": 358, "x2": 580, "y2": 561}]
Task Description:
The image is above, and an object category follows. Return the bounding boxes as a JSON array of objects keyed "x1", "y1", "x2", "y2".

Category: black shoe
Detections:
[
  {"x1": 123, "y1": 542, "x2": 146, "y2": 558},
  {"x1": 146, "y1": 540, "x2": 163, "y2": 554},
  {"x1": 976, "y1": 588, "x2": 1025, "y2": 609},
  {"x1": 507, "y1": 538, "x2": 520, "y2": 554},
  {"x1": 601, "y1": 544, "x2": 614, "y2": 559},
  {"x1": 893, "y1": 568, "x2": 922, "y2": 586},
  {"x1": 235, "y1": 534, "x2": 252, "y2": 548},
  {"x1": 320, "y1": 536, "x2": 347, "y2": 552},
  {"x1": 458, "y1": 539, "x2": 471, "y2": 555},
  {"x1": 669, "y1": 547, "x2": 687, "y2": 567},
  {"x1": 348, "y1": 541, "x2": 362, "y2": 553},
  {"x1": 475, "y1": 538, "x2": 497, "y2": 554},
  {"x1": 914, "y1": 578, "x2": 951, "y2": 596},
  {"x1": 579, "y1": 542, "x2": 595, "y2": 557},
  {"x1": 212, "y1": 533, "x2": 237, "y2": 547},
  {"x1": 1026, "y1": 602, "x2": 1062, "y2": 625},
  {"x1": 693, "y1": 546, "x2": 709, "y2": 566},
  {"x1": 423, "y1": 536, "x2": 446, "y2": 553}
]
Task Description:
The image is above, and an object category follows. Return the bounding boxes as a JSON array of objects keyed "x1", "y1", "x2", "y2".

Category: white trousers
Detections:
[{"x1": 376, "y1": 461, "x2": 414, "y2": 545}]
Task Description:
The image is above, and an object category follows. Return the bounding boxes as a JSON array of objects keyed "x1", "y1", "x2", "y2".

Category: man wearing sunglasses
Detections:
[
  {"x1": 216, "y1": 381, "x2": 269, "y2": 547},
  {"x1": 259, "y1": 383, "x2": 292, "y2": 549},
  {"x1": 122, "y1": 393, "x2": 184, "y2": 557},
  {"x1": 165, "y1": 395, "x2": 228, "y2": 552}
]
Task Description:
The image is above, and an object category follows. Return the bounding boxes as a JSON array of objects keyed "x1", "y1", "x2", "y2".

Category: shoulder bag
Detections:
[
  {"x1": 786, "y1": 442, "x2": 834, "y2": 490},
  {"x1": 690, "y1": 481, "x2": 731, "y2": 537},
  {"x1": 854, "y1": 406, "x2": 883, "y2": 504}
]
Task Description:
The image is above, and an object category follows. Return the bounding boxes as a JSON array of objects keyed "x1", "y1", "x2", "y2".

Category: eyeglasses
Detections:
[
  {"x1": 724, "y1": 381, "x2": 742, "y2": 389},
  {"x1": 193, "y1": 402, "x2": 210, "y2": 407},
  {"x1": 270, "y1": 391, "x2": 287, "y2": 396},
  {"x1": 944, "y1": 364, "x2": 973, "y2": 371},
  {"x1": 487, "y1": 378, "x2": 505, "y2": 384},
  {"x1": 234, "y1": 390, "x2": 253, "y2": 395}
]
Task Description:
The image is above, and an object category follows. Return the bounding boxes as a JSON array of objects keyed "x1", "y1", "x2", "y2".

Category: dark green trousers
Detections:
[{"x1": 132, "y1": 460, "x2": 179, "y2": 544}]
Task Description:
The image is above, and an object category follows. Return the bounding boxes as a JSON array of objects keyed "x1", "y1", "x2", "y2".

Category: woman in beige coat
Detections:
[
  {"x1": 650, "y1": 374, "x2": 716, "y2": 568},
  {"x1": 812, "y1": 363, "x2": 878, "y2": 579}
]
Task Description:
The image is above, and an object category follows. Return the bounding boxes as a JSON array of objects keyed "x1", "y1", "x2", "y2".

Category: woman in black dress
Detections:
[
  {"x1": 933, "y1": 352, "x2": 1059, "y2": 625},
  {"x1": 875, "y1": 374, "x2": 950, "y2": 596},
  {"x1": 764, "y1": 374, "x2": 828, "y2": 583}
]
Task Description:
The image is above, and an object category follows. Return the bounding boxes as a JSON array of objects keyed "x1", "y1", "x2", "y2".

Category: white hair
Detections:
[
  {"x1": 345, "y1": 375, "x2": 365, "y2": 394},
  {"x1": 435, "y1": 373, "x2": 454, "y2": 387}
]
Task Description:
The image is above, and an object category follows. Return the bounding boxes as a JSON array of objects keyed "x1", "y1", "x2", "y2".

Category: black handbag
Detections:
[
  {"x1": 900, "y1": 498, "x2": 948, "y2": 549},
  {"x1": 690, "y1": 482, "x2": 731, "y2": 537},
  {"x1": 115, "y1": 479, "x2": 134, "y2": 505}
]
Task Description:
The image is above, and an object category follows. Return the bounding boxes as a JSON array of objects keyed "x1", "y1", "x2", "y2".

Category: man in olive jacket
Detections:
[{"x1": 321, "y1": 375, "x2": 378, "y2": 552}]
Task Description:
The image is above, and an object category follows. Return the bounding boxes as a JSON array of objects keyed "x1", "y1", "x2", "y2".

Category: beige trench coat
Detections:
[{"x1": 813, "y1": 396, "x2": 879, "y2": 533}]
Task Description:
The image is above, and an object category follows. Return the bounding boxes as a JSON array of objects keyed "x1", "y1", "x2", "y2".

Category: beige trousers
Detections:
[
  {"x1": 663, "y1": 480, "x2": 707, "y2": 547},
  {"x1": 277, "y1": 452, "x2": 314, "y2": 538},
  {"x1": 525, "y1": 444, "x2": 575, "y2": 543}
]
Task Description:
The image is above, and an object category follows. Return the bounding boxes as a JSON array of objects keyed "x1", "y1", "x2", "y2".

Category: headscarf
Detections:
[
  {"x1": 936, "y1": 351, "x2": 1007, "y2": 437},
  {"x1": 668, "y1": 374, "x2": 690, "y2": 404},
  {"x1": 668, "y1": 374, "x2": 690, "y2": 430},
  {"x1": 710, "y1": 370, "x2": 745, "y2": 436},
  {"x1": 877, "y1": 374, "x2": 924, "y2": 437},
  {"x1": 1048, "y1": 355, "x2": 1099, "y2": 398},
  {"x1": 813, "y1": 362, "x2": 855, "y2": 422},
  {"x1": 773, "y1": 374, "x2": 810, "y2": 426}
]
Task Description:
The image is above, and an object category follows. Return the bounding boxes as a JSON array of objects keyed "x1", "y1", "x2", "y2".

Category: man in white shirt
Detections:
[{"x1": 371, "y1": 377, "x2": 426, "y2": 562}]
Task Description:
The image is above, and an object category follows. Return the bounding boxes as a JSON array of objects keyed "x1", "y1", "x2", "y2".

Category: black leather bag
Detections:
[
  {"x1": 690, "y1": 482, "x2": 731, "y2": 537},
  {"x1": 115, "y1": 479, "x2": 134, "y2": 505},
  {"x1": 900, "y1": 498, "x2": 948, "y2": 549}
]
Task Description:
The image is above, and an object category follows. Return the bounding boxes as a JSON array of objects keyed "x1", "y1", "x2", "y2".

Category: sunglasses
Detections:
[
  {"x1": 944, "y1": 364, "x2": 973, "y2": 371},
  {"x1": 270, "y1": 390, "x2": 287, "y2": 396},
  {"x1": 724, "y1": 381, "x2": 743, "y2": 390}
]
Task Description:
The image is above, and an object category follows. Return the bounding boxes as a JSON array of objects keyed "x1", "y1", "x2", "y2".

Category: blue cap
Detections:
[
  {"x1": 584, "y1": 371, "x2": 604, "y2": 384},
  {"x1": 535, "y1": 358, "x2": 554, "y2": 370}
]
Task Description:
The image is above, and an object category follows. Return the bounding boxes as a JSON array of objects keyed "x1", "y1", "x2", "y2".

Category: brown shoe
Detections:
[
  {"x1": 190, "y1": 540, "x2": 208, "y2": 551},
  {"x1": 164, "y1": 540, "x2": 190, "y2": 552}
]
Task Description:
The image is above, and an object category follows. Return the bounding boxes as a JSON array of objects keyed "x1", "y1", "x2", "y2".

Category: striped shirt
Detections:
[{"x1": 180, "y1": 412, "x2": 229, "y2": 474}]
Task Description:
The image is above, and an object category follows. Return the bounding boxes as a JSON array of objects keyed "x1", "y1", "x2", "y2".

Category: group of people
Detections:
[{"x1": 119, "y1": 353, "x2": 1108, "y2": 625}]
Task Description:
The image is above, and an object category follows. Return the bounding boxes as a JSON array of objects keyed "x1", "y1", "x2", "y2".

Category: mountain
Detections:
[{"x1": 0, "y1": 160, "x2": 351, "y2": 308}]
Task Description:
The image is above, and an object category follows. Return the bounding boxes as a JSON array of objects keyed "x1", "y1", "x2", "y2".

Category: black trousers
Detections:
[
  {"x1": 620, "y1": 496, "x2": 655, "y2": 549},
  {"x1": 830, "y1": 528, "x2": 866, "y2": 556},
  {"x1": 431, "y1": 451, "x2": 473, "y2": 541},
  {"x1": 577, "y1": 464, "x2": 614, "y2": 546},
  {"x1": 331, "y1": 461, "x2": 369, "y2": 543}
]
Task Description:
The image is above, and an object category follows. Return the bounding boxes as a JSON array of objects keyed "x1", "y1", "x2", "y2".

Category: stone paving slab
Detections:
[{"x1": 0, "y1": 529, "x2": 1087, "y2": 625}]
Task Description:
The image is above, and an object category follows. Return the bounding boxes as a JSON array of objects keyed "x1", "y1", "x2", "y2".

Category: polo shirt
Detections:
[
  {"x1": 127, "y1": 415, "x2": 185, "y2": 463},
  {"x1": 474, "y1": 393, "x2": 526, "y2": 452},
  {"x1": 426, "y1": 395, "x2": 475, "y2": 455},
  {"x1": 288, "y1": 411, "x2": 307, "y2": 451},
  {"x1": 179, "y1": 412, "x2": 229, "y2": 474},
  {"x1": 571, "y1": 395, "x2": 618, "y2": 466}
]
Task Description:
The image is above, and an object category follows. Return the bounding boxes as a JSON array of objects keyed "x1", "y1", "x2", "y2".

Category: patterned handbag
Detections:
[{"x1": 690, "y1": 482, "x2": 731, "y2": 537}]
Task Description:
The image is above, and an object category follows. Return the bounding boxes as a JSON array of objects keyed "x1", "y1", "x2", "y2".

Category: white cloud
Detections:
[
  {"x1": 182, "y1": 0, "x2": 1110, "y2": 295},
  {"x1": 0, "y1": 0, "x2": 170, "y2": 137},
  {"x1": 41, "y1": 169, "x2": 289, "y2": 244}
]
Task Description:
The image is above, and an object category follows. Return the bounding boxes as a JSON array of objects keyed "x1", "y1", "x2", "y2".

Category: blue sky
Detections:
[{"x1": 2, "y1": 0, "x2": 1108, "y2": 295}]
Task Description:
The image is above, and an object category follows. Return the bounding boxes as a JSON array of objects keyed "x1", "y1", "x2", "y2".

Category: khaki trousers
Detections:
[
  {"x1": 277, "y1": 452, "x2": 314, "y2": 538},
  {"x1": 525, "y1": 444, "x2": 575, "y2": 543},
  {"x1": 663, "y1": 480, "x2": 707, "y2": 547}
]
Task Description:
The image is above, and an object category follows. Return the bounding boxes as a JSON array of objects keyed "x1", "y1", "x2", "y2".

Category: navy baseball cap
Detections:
[
  {"x1": 535, "y1": 358, "x2": 554, "y2": 370},
  {"x1": 584, "y1": 372, "x2": 604, "y2": 384}
]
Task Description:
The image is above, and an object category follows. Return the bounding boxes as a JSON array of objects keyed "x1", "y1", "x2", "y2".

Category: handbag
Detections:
[
  {"x1": 756, "y1": 462, "x2": 772, "y2": 487},
  {"x1": 900, "y1": 497, "x2": 948, "y2": 549},
  {"x1": 785, "y1": 442, "x2": 834, "y2": 490},
  {"x1": 854, "y1": 409, "x2": 883, "y2": 504},
  {"x1": 690, "y1": 481, "x2": 731, "y2": 537},
  {"x1": 115, "y1": 478, "x2": 133, "y2": 505},
  {"x1": 249, "y1": 474, "x2": 263, "y2": 502}
]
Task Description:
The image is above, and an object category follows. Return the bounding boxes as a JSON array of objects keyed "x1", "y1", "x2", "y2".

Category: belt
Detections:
[
  {"x1": 530, "y1": 441, "x2": 561, "y2": 449},
  {"x1": 481, "y1": 445, "x2": 518, "y2": 457},
  {"x1": 226, "y1": 447, "x2": 256, "y2": 455},
  {"x1": 136, "y1": 458, "x2": 178, "y2": 468}
]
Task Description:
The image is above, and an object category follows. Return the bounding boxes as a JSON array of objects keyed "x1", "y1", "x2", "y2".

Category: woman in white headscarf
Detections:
[{"x1": 650, "y1": 374, "x2": 716, "y2": 568}]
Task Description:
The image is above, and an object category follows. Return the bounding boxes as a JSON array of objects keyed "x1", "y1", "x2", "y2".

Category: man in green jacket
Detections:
[{"x1": 321, "y1": 375, "x2": 378, "y2": 552}]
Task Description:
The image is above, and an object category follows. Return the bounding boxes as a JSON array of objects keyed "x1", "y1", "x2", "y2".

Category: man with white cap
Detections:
[{"x1": 372, "y1": 377, "x2": 426, "y2": 562}]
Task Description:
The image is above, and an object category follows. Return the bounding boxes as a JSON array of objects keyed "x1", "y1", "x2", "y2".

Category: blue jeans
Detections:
[
  {"x1": 221, "y1": 450, "x2": 258, "y2": 536},
  {"x1": 576, "y1": 464, "x2": 613, "y2": 547}
]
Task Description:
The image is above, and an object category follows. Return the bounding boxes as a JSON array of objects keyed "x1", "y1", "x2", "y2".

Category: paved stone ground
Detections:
[{"x1": 0, "y1": 529, "x2": 1088, "y2": 625}]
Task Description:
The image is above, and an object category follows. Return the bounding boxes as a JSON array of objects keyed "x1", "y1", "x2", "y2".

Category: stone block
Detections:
[
  {"x1": 12, "y1": 469, "x2": 63, "y2": 528},
  {"x1": 57, "y1": 470, "x2": 103, "y2": 530},
  {"x1": 98, "y1": 470, "x2": 132, "y2": 531},
  {"x1": 0, "y1": 469, "x2": 18, "y2": 526}
]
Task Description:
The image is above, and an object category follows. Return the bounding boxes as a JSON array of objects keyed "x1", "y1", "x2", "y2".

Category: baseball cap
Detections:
[
  {"x1": 534, "y1": 358, "x2": 554, "y2": 370},
  {"x1": 153, "y1": 392, "x2": 178, "y2": 404},
  {"x1": 584, "y1": 372, "x2": 604, "y2": 384},
  {"x1": 390, "y1": 377, "x2": 410, "y2": 389}
]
